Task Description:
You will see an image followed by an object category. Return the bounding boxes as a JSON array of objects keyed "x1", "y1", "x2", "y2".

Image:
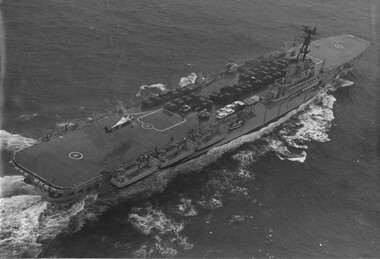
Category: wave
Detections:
[
  {"x1": 174, "y1": 197, "x2": 198, "y2": 216},
  {"x1": 279, "y1": 94, "x2": 336, "y2": 150},
  {"x1": 330, "y1": 77, "x2": 354, "y2": 90},
  {"x1": 197, "y1": 194, "x2": 223, "y2": 210},
  {"x1": 0, "y1": 175, "x2": 36, "y2": 198},
  {"x1": 129, "y1": 205, "x2": 193, "y2": 257},
  {"x1": 0, "y1": 130, "x2": 39, "y2": 152},
  {"x1": 275, "y1": 150, "x2": 307, "y2": 163},
  {"x1": 0, "y1": 178, "x2": 100, "y2": 258}
]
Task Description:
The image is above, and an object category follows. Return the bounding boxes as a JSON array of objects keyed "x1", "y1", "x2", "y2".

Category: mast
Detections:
[{"x1": 296, "y1": 26, "x2": 317, "y2": 61}]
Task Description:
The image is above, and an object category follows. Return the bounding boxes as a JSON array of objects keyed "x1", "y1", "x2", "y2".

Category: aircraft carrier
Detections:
[{"x1": 11, "y1": 27, "x2": 370, "y2": 201}]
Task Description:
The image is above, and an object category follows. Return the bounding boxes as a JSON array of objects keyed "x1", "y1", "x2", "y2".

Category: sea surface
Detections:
[{"x1": 1, "y1": 0, "x2": 379, "y2": 258}]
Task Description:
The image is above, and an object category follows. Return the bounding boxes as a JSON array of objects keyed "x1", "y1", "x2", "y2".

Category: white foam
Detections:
[
  {"x1": 230, "y1": 186, "x2": 249, "y2": 197},
  {"x1": 280, "y1": 94, "x2": 336, "y2": 148},
  {"x1": 129, "y1": 205, "x2": 192, "y2": 257},
  {"x1": 287, "y1": 151, "x2": 307, "y2": 163},
  {"x1": 0, "y1": 174, "x2": 97, "y2": 257},
  {"x1": 276, "y1": 151, "x2": 307, "y2": 163},
  {"x1": 0, "y1": 130, "x2": 38, "y2": 152},
  {"x1": 326, "y1": 78, "x2": 354, "y2": 93},
  {"x1": 0, "y1": 175, "x2": 36, "y2": 198},
  {"x1": 0, "y1": 195, "x2": 47, "y2": 257},
  {"x1": 268, "y1": 138, "x2": 291, "y2": 154},
  {"x1": 175, "y1": 197, "x2": 198, "y2": 216},
  {"x1": 268, "y1": 138, "x2": 306, "y2": 163},
  {"x1": 335, "y1": 78, "x2": 354, "y2": 88},
  {"x1": 262, "y1": 92, "x2": 337, "y2": 164},
  {"x1": 129, "y1": 206, "x2": 184, "y2": 235},
  {"x1": 231, "y1": 148, "x2": 267, "y2": 180},
  {"x1": 197, "y1": 195, "x2": 223, "y2": 210},
  {"x1": 321, "y1": 94, "x2": 336, "y2": 109},
  {"x1": 237, "y1": 168, "x2": 253, "y2": 180},
  {"x1": 232, "y1": 150, "x2": 260, "y2": 167},
  {"x1": 179, "y1": 72, "x2": 197, "y2": 87}
]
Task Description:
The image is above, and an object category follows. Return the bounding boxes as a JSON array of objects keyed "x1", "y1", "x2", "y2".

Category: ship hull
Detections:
[
  {"x1": 11, "y1": 33, "x2": 370, "y2": 202},
  {"x1": 25, "y1": 86, "x2": 323, "y2": 202},
  {"x1": 182, "y1": 85, "x2": 322, "y2": 164}
]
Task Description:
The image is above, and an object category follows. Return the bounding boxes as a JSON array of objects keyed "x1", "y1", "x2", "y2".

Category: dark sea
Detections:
[{"x1": 1, "y1": 0, "x2": 379, "y2": 258}]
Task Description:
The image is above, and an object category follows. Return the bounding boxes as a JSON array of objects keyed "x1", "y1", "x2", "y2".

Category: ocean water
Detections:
[{"x1": 1, "y1": 0, "x2": 379, "y2": 257}]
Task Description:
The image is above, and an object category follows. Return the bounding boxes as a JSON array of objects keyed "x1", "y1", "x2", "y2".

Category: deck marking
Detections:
[
  {"x1": 142, "y1": 123, "x2": 154, "y2": 130},
  {"x1": 131, "y1": 111, "x2": 152, "y2": 116},
  {"x1": 136, "y1": 109, "x2": 162, "y2": 121},
  {"x1": 154, "y1": 118, "x2": 187, "y2": 132},
  {"x1": 137, "y1": 109, "x2": 186, "y2": 132},
  {"x1": 306, "y1": 54, "x2": 323, "y2": 65},
  {"x1": 334, "y1": 44, "x2": 344, "y2": 49},
  {"x1": 69, "y1": 152, "x2": 83, "y2": 160}
]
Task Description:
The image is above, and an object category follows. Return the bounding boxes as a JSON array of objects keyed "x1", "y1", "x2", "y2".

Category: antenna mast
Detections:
[{"x1": 296, "y1": 26, "x2": 317, "y2": 62}]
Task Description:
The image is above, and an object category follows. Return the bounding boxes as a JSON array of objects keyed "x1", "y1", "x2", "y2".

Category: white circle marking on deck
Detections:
[
  {"x1": 334, "y1": 44, "x2": 344, "y2": 49},
  {"x1": 142, "y1": 123, "x2": 154, "y2": 130},
  {"x1": 69, "y1": 152, "x2": 84, "y2": 160}
]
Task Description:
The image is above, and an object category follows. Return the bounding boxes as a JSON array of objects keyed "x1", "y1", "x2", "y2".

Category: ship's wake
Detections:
[
  {"x1": 0, "y1": 175, "x2": 37, "y2": 198},
  {"x1": 174, "y1": 196, "x2": 198, "y2": 217},
  {"x1": 0, "y1": 186, "x2": 99, "y2": 258},
  {"x1": 0, "y1": 130, "x2": 39, "y2": 152},
  {"x1": 189, "y1": 80, "x2": 352, "y2": 203},
  {"x1": 200, "y1": 91, "x2": 337, "y2": 197},
  {"x1": 129, "y1": 205, "x2": 193, "y2": 257}
]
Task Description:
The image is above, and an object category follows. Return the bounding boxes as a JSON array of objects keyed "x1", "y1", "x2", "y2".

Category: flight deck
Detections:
[{"x1": 11, "y1": 31, "x2": 370, "y2": 201}]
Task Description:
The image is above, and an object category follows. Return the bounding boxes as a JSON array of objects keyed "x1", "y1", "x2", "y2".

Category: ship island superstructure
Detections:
[{"x1": 11, "y1": 27, "x2": 370, "y2": 201}]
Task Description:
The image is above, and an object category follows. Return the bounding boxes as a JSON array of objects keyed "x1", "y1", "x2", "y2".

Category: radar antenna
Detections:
[{"x1": 296, "y1": 25, "x2": 317, "y2": 62}]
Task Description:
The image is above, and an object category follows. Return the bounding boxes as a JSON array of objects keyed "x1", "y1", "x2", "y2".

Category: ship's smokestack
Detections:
[{"x1": 285, "y1": 58, "x2": 299, "y2": 81}]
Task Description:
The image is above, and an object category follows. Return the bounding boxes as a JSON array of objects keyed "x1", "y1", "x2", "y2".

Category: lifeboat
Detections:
[{"x1": 43, "y1": 184, "x2": 50, "y2": 192}]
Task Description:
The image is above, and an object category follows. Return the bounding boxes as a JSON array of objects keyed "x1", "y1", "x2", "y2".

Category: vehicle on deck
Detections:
[{"x1": 216, "y1": 107, "x2": 235, "y2": 119}]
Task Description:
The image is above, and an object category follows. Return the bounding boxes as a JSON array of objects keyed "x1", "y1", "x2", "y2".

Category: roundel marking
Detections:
[
  {"x1": 69, "y1": 152, "x2": 84, "y2": 160},
  {"x1": 142, "y1": 123, "x2": 154, "y2": 130}
]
